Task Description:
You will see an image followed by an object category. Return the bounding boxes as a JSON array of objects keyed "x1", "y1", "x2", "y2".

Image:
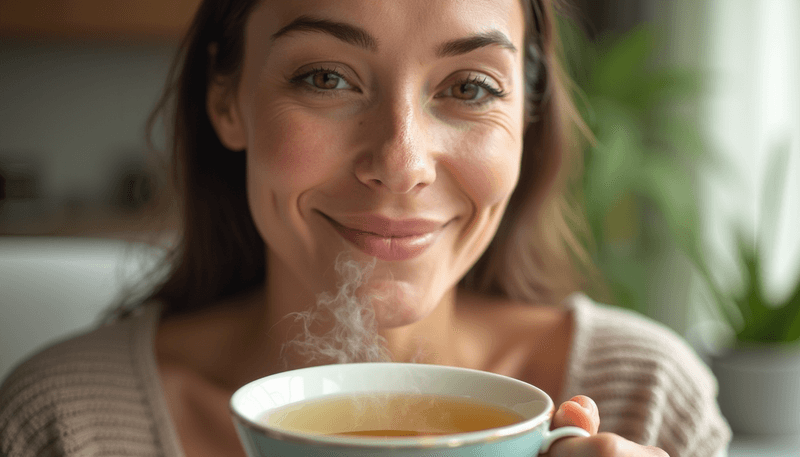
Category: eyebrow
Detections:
[
  {"x1": 272, "y1": 15, "x2": 517, "y2": 57},
  {"x1": 435, "y1": 31, "x2": 518, "y2": 57},
  {"x1": 271, "y1": 15, "x2": 378, "y2": 52}
]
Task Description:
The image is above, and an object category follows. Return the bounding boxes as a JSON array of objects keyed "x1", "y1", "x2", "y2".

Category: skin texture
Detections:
[
  {"x1": 210, "y1": 0, "x2": 526, "y2": 337},
  {"x1": 155, "y1": 1, "x2": 669, "y2": 455},
  {"x1": 548, "y1": 396, "x2": 669, "y2": 457}
]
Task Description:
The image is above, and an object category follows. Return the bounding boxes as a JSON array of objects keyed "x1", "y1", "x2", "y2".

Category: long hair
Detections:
[
  {"x1": 462, "y1": 0, "x2": 594, "y2": 304},
  {"x1": 141, "y1": 0, "x2": 593, "y2": 317}
]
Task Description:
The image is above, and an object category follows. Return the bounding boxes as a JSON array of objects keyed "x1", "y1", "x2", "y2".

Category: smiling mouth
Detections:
[{"x1": 319, "y1": 213, "x2": 447, "y2": 261}]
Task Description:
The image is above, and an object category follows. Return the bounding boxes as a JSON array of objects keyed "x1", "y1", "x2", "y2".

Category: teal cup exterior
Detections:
[{"x1": 230, "y1": 363, "x2": 589, "y2": 457}]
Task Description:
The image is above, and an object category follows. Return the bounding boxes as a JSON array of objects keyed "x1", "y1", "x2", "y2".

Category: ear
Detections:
[{"x1": 207, "y1": 77, "x2": 247, "y2": 151}]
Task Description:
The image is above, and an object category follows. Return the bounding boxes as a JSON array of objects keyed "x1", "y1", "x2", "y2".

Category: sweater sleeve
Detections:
[
  {"x1": 0, "y1": 307, "x2": 178, "y2": 457},
  {"x1": 562, "y1": 294, "x2": 732, "y2": 457}
]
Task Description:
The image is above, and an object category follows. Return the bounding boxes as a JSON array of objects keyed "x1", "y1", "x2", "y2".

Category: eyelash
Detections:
[
  {"x1": 443, "y1": 74, "x2": 508, "y2": 106},
  {"x1": 289, "y1": 67, "x2": 507, "y2": 106},
  {"x1": 289, "y1": 66, "x2": 358, "y2": 96}
]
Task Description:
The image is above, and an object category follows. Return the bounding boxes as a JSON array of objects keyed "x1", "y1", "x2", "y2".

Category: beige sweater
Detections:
[{"x1": 0, "y1": 294, "x2": 731, "y2": 456}]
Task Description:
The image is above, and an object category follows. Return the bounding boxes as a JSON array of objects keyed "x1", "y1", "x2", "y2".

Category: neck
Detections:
[
  {"x1": 379, "y1": 287, "x2": 458, "y2": 365},
  {"x1": 259, "y1": 261, "x2": 461, "y2": 374}
]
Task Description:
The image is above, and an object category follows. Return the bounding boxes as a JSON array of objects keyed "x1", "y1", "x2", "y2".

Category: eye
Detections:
[
  {"x1": 291, "y1": 67, "x2": 357, "y2": 93},
  {"x1": 438, "y1": 73, "x2": 507, "y2": 105},
  {"x1": 452, "y1": 82, "x2": 484, "y2": 100}
]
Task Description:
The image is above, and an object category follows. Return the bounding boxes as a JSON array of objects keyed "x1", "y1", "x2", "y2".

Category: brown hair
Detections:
[{"x1": 142, "y1": 0, "x2": 593, "y2": 317}]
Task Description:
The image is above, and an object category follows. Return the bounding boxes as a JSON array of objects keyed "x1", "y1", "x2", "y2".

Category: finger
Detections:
[
  {"x1": 551, "y1": 395, "x2": 599, "y2": 435},
  {"x1": 547, "y1": 432, "x2": 670, "y2": 457}
]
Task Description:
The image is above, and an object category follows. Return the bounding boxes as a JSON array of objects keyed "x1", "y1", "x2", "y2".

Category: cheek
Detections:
[
  {"x1": 246, "y1": 109, "x2": 339, "y2": 192},
  {"x1": 243, "y1": 104, "x2": 352, "y2": 256},
  {"x1": 447, "y1": 128, "x2": 522, "y2": 209}
]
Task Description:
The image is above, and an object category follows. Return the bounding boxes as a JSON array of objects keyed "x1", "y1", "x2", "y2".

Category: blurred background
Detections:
[{"x1": 1, "y1": 0, "x2": 799, "y2": 452}]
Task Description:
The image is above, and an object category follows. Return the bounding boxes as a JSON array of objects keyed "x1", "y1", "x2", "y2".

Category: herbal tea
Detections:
[{"x1": 261, "y1": 392, "x2": 525, "y2": 437}]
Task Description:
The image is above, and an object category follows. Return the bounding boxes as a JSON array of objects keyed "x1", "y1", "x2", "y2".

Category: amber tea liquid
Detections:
[{"x1": 262, "y1": 392, "x2": 525, "y2": 437}]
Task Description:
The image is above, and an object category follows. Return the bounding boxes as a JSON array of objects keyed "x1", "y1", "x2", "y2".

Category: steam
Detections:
[
  {"x1": 273, "y1": 254, "x2": 447, "y2": 433},
  {"x1": 280, "y1": 254, "x2": 393, "y2": 366}
]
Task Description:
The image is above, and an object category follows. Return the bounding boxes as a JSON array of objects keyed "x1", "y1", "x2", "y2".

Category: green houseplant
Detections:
[
  {"x1": 724, "y1": 235, "x2": 800, "y2": 343},
  {"x1": 560, "y1": 19, "x2": 800, "y2": 339},
  {"x1": 559, "y1": 18, "x2": 800, "y2": 434},
  {"x1": 558, "y1": 20, "x2": 712, "y2": 321},
  {"x1": 704, "y1": 145, "x2": 800, "y2": 435},
  {"x1": 711, "y1": 144, "x2": 800, "y2": 345}
]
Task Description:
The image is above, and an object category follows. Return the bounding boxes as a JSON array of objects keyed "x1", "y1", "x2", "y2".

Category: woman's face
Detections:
[{"x1": 210, "y1": 0, "x2": 527, "y2": 327}]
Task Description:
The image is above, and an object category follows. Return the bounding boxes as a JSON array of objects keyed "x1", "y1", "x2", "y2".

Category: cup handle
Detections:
[{"x1": 539, "y1": 426, "x2": 591, "y2": 454}]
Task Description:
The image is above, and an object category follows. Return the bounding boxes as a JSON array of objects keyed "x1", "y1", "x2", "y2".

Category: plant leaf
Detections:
[
  {"x1": 732, "y1": 228, "x2": 773, "y2": 342},
  {"x1": 633, "y1": 156, "x2": 700, "y2": 251},
  {"x1": 588, "y1": 27, "x2": 655, "y2": 107},
  {"x1": 582, "y1": 98, "x2": 643, "y2": 229},
  {"x1": 758, "y1": 140, "x2": 792, "y2": 258},
  {"x1": 781, "y1": 279, "x2": 800, "y2": 342}
]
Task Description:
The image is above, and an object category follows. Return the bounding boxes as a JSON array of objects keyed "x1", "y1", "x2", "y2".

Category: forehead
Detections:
[{"x1": 246, "y1": 0, "x2": 526, "y2": 52}]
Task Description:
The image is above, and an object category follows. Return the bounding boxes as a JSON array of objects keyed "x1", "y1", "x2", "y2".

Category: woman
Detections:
[{"x1": 0, "y1": 0, "x2": 730, "y2": 456}]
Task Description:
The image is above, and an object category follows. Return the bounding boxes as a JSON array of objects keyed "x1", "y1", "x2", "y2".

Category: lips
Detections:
[{"x1": 319, "y1": 213, "x2": 448, "y2": 261}]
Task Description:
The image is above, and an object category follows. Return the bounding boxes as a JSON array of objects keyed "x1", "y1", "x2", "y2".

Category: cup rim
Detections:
[{"x1": 229, "y1": 362, "x2": 554, "y2": 450}]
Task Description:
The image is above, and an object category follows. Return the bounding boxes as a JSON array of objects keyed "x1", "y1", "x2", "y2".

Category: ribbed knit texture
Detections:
[
  {"x1": 0, "y1": 295, "x2": 731, "y2": 456},
  {"x1": 0, "y1": 305, "x2": 181, "y2": 457},
  {"x1": 561, "y1": 294, "x2": 732, "y2": 457}
]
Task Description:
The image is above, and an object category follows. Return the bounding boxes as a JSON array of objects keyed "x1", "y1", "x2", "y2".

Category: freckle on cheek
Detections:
[
  {"x1": 267, "y1": 125, "x2": 327, "y2": 174},
  {"x1": 273, "y1": 146, "x2": 317, "y2": 172}
]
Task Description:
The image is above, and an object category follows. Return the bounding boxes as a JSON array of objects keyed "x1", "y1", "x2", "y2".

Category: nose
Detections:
[{"x1": 354, "y1": 96, "x2": 436, "y2": 194}]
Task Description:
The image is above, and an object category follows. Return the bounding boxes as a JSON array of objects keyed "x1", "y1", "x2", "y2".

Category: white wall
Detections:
[
  {"x1": 693, "y1": 0, "x2": 800, "y2": 330},
  {"x1": 0, "y1": 42, "x2": 178, "y2": 379},
  {"x1": 0, "y1": 41, "x2": 175, "y2": 206},
  {"x1": 0, "y1": 237, "x2": 163, "y2": 380}
]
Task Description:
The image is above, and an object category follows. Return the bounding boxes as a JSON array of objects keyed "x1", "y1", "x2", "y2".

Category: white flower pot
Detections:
[{"x1": 711, "y1": 344, "x2": 800, "y2": 435}]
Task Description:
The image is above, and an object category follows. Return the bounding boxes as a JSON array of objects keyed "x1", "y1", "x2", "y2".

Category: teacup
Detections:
[{"x1": 230, "y1": 362, "x2": 589, "y2": 456}]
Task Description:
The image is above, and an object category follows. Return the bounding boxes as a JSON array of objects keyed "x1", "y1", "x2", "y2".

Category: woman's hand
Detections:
[{"x1": 545, "y1": 396, "x2": 670, "y2": 457}]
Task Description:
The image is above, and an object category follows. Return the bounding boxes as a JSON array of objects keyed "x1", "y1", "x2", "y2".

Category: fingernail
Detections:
[{"x1": 570, "y1": 395, "x2": 594, "y2": 415}]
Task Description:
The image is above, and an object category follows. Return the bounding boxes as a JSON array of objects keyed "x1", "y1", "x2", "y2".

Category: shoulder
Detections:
[
  {"x1": 567, "y1": 293, "x2": 704, "y2": 371},
  {"x1": 0, "y1": 305, "x2": 166, "y2": 456},
  {"x1": 564, "y1": 293, "x2": 732, "y2": 457}
]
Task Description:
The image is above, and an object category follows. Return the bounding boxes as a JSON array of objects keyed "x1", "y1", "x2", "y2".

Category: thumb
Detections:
[{"x1": 551, "y1": 395, "x2": 599, "y2": 435}]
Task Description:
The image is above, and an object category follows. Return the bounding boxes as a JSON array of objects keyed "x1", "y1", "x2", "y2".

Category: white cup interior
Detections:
[{"x1": 230, "y1": 363, "x2": 552, "y2": 435}]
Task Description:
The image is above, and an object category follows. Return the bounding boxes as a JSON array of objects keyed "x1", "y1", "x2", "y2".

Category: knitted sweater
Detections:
[{"x1": 0, "y1": 294, "x2": 731, "y2": 456}]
